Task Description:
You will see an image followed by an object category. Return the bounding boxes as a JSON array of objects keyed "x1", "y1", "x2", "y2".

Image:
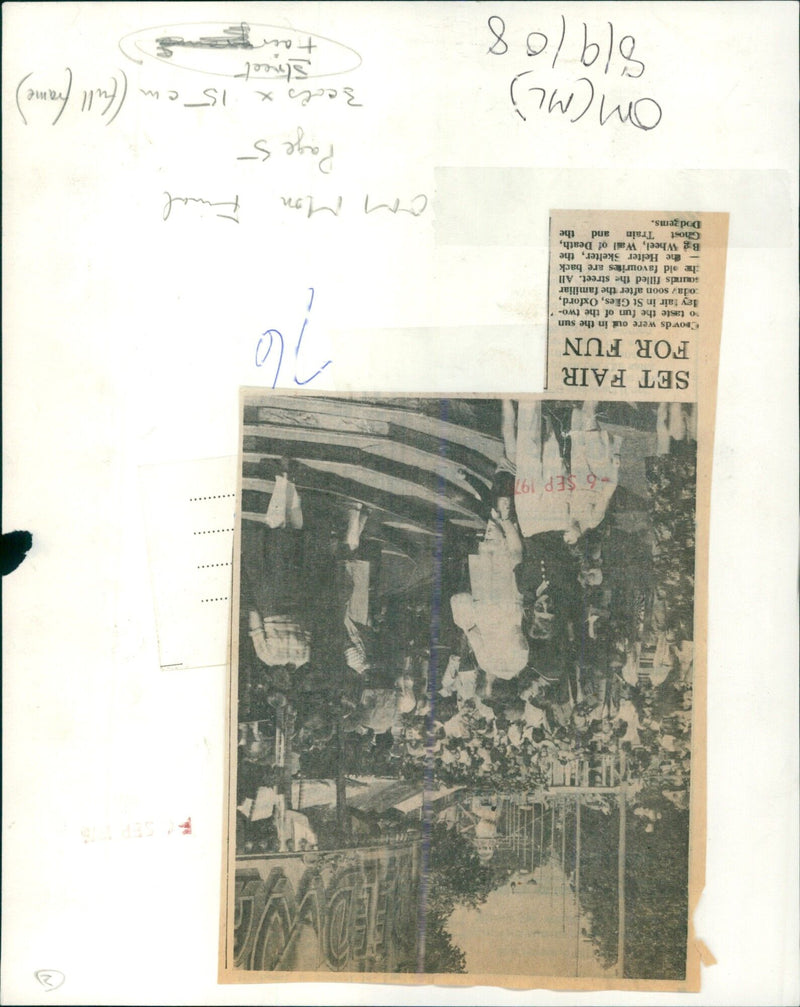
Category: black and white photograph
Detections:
[{"x1": 225, "y1": 393, "x2": 699, "y2": 982}]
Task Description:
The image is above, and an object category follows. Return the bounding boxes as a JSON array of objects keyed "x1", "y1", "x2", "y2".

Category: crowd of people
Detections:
[{"x1": 235, "y1": 399, "x2": 698, "y2": 852}]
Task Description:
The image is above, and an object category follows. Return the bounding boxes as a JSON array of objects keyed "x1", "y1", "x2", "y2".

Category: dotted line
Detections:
[
  {"x1": 197, "y1": 562, "x2": 232, "y2": 569},
  {"x1": 193, "y1": 528, "x2": 235, "y2": 535},
  {"x1": 201, "y1": 597, "x2": 229, "y2": 603},
  {"x1": 189, "y1": 494, "x2": 236, "y2": 502}
]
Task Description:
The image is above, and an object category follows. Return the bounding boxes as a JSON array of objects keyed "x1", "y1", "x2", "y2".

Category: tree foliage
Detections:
[
  {"x1": 417, "y1": 822, "x2": 496, "y2": 973},
  {"x1": 425, "y1": 821, "x2": 495, "y2": 916},
  {"x1": 563, "y1": 802, "x2": 689, "y2": 979},
  {"x1": 420, "y1": 910, "x2": 467, "y2": 973}
]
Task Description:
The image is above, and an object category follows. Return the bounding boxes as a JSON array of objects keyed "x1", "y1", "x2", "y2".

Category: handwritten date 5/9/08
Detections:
[{"x1": 488, "y1": 13, "x2": 663, "y2": 132}]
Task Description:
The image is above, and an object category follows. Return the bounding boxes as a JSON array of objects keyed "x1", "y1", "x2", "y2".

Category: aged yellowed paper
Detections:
[{"x1": 219, "y1": 210, "x2": 727, "y2": 990}]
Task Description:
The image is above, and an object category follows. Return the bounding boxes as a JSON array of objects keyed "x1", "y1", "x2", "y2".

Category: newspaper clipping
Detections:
[{"x1": 220, "y1": 211, "x2": 728, "y2": 990}]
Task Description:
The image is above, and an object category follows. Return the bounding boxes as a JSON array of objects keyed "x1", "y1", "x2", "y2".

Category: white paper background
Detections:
[{"x1": 2, "y1": 2, "x2": 798, "y2": 1004}]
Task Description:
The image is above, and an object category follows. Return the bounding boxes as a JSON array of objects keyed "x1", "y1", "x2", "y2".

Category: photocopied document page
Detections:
[{"x1": 2, "y1": 3, "x2": 797, "y2": 1005}]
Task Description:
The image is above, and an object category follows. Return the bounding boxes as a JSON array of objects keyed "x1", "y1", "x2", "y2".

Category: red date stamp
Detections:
[
  {"x1": 81, "y1": 816, "x2": 192, "y2": 843},
  {"x1": 514, "y1": 473, "x2": 611, "y2": 494}
]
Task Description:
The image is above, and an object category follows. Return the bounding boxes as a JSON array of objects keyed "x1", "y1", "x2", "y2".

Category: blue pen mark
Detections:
[
  {"x1": 416, "y1": 396, "x2": 449, "y2": 972},
  {"x1": 255, "y1": 286, "x2": 332, "y2": 387},
  {"x1": 254, "y1": 329, "x2": 284, "y2": 388}
]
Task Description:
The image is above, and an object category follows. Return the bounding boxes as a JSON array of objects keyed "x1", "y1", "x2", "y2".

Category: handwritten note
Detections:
[
  {"x1": 13, "y1": 19, "x2": 430, "y2": 235},
  {"x1": 486, "y1": 12, "x2": 663, "y2": 131},
  {"x1": 255, "y1": 286, "x2": 332, "y2": 387},
  {"x1": 120, "y1": 22, "x2": 361, "y2": 80}
]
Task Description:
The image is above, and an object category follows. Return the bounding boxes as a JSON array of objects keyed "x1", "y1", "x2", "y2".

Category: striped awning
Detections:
[
  {"x1": 241, "y1": 395, "x2": 505, "y2": 534},
  {"x1": 240, "y1": 394, "x2": 505, "y2": 595}
]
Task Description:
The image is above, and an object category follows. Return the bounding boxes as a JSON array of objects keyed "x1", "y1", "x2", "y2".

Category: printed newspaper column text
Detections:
[{"x1": 547, "y1": 210, "x2": 725, "y2": 398}]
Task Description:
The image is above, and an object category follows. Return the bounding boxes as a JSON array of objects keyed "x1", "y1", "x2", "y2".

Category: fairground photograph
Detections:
[{"x1": 229, "y1": 394, "x2": 697, "y2": 980}]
